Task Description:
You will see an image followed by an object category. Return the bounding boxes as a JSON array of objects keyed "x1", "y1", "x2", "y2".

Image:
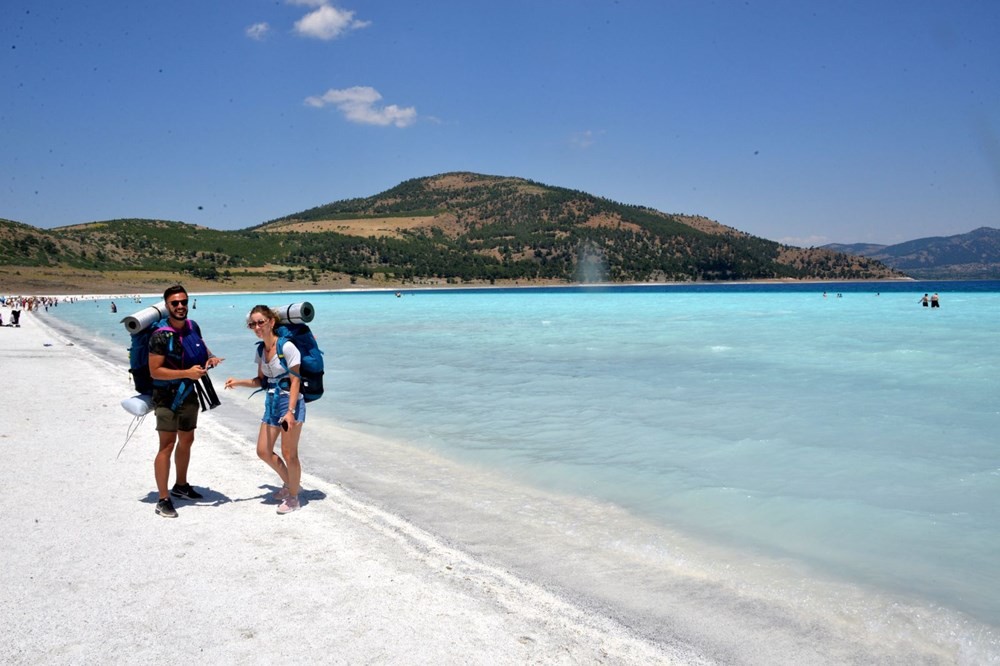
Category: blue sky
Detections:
[{"x1": 2, "y1": 1, "x2": 998, "y2": 246}]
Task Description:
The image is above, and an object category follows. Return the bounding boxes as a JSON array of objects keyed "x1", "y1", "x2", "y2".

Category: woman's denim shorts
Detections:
[{"x1": 262, "y1": 387, "x2": 306, "y2": 427}]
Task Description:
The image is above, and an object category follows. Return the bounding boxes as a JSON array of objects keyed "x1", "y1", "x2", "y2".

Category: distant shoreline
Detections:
[{"x1": 1, "y1": 264, "x2": 920, "y2": 298}]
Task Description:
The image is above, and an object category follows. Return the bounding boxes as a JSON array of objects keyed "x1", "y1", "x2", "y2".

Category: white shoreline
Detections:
[
  {"x1": 0, "y1": 311, "x2": 700, "y2": 664},
  {"x1": 14, "y1": 276, "x2": 933, "y2": 302}
]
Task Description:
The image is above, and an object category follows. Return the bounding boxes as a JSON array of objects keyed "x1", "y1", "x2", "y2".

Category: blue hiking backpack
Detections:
[
  {"x1": 128, "y1": 318, "x2": 165, "y2": 396},
  {"x1": 128, "y1": 319, "x2": 208, "y2": 397},
  {"x1": 257, "y1": 322, "x2": 325, "y2": 402}
]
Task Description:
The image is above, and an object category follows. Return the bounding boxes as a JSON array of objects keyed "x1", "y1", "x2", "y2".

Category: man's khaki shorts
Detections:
[{"x1": 154, "y1": 393, "x2": 200, "y2": 432}]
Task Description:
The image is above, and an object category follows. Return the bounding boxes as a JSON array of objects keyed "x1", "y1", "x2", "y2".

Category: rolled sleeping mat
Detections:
[
  {"x1": 272, "y1": 301, "x2": 314, "y2": 324},
  {"x1": 121, "y1": 394, "x2": 155, "y2": 417},
  {"x1": 121, "y1": 301, "x2": 169, "y2": 335}
]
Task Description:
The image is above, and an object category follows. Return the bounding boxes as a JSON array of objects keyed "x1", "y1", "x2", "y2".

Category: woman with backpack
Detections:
[{"x1": 224, "y1": 305, "x2": 306, "y2": 514}]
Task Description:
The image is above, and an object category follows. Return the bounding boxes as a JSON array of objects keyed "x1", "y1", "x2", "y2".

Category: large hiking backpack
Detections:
[
  {"x1": 128, "y1": 319, "x2": 208, "y2": 396},
  {"x1": 128, "y1": 318, "x2": 166, "y2": 396},
  {"x1": 259, "y1": 322, "x2": 325, "y2": 402}
]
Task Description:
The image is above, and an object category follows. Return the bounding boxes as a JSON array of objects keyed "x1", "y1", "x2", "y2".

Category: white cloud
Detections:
[
  {"x1": 293, "y1": 4, "x2": 370, "y2": 40},
  {"x1": 305, "y1": 86, "x2": 417, "y2": 128},
  {"x1": 570, "y1": 129, "x2": 603, "y2": 149},
  {"x1": 246, "y1": 22, "x2": 270, "y2": 40}
]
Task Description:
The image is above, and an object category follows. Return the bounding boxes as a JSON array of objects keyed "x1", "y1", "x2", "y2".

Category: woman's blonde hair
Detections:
[{"x1": 247, "y1": 304, "x2": 278, "y2": 327}]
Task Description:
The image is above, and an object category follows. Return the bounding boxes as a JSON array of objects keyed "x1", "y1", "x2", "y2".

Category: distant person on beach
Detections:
[
  {"x1": 148, "y1": 284, "x2": 224, "y2": 518},
  {"x1": 931, "y1": 293, "x2": 940, "y2": 308},
  {"x1": 11, "y1": 308, "x2": 21, "y2": 326},
  {"x1": 920, "y1": 294, "x2": 929, "y2": 307},
  {"x1": 224, "y1": 305, "x2": 306, "y2": 515}
]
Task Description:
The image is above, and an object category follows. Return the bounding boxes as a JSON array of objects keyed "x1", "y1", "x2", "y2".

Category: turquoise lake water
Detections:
[{"x1": 44, "y1": 281, "x2": 1000, "y2": 663}]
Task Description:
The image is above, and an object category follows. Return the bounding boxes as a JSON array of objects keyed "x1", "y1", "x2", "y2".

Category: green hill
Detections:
[{"x1": 2, "y1": 172, "x2": 902, "y2": 284}]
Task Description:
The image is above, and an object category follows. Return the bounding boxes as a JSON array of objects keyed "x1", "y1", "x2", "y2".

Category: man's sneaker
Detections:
[
  {"x1": 276, "y1": 496, "x2": 300, "y2": 515},
  {"x1": 170, "y1": 483, "x2": 204, "y2": 500},
  {"x1": 156, "y1": 498, "x2": 178, "y2": 518}
]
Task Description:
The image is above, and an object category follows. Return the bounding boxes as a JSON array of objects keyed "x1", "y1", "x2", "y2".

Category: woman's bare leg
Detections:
[
  {"x1": 280, "y1": 423, "x2": 302, "y2": 495},
  {"x1": 256, "y1": 423, "x2": 287, "y2": 487}
]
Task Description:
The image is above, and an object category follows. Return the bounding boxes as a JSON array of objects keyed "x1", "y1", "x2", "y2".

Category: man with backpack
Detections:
[{"x1": 149, "y1": 285, "x2": 223, "y2": 518}]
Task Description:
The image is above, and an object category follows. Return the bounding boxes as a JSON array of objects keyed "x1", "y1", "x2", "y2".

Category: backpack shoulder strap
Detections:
[
  {"x1": 274, "y1": 335, "x2": 292, "y2": 374},
  {"x1": 256, "y1": 337, "x2": 293, "y2": 375},
  {"x1": 150, "y1": 319, "x2": 176, "y2": 352},
  {"x1": 153, "y1": 319, "x2": 189, "y2": 338}
]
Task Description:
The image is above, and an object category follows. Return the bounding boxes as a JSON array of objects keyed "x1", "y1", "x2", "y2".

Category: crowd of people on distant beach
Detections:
[{"x1": 1, "y1": 294, "x2": 62, "y2": 326}]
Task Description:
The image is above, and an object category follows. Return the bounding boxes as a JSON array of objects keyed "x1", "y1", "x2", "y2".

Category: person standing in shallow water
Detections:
[
  {"x1": 225, "y1": 305, "x2": 306, "y2": 514},
  {"x1": 920, "y1": 294, "x2": 929, "y2": 307},
  {"x1": 931, "y1": 293, "x2": 940, "y2": 308}
]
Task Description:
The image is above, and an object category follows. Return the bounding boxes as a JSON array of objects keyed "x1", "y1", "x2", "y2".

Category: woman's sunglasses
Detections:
[{"x1": 247, "y1": 319, "x2": 269, "y2": 329}]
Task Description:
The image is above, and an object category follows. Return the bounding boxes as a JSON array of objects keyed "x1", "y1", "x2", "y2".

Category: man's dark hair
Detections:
[{"x1": 163, "y1": 284, "x2": 187, "y2": 302}]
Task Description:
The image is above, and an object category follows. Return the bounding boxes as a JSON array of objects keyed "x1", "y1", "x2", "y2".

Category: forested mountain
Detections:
[
  {"x1": 823, "y1": 227, "x2": 1000, "y2": 279},
  {"x1": 3, "y1": 172, "x2": 901, "y2": 284}
]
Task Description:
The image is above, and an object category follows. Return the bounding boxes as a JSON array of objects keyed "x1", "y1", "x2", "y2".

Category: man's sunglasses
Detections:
[{"x1": 169, "y1": 299, "x2": 188, "y2": 306}]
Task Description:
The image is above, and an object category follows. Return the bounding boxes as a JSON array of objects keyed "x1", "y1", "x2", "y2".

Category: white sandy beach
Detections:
[{"x1": 0, "y1": 311, "x2": 702, "y2": 664}]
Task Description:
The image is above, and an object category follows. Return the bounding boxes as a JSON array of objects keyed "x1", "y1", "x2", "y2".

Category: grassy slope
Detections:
[{"x1": 1, "y1": 173, "x2": 903, "y2": 292}]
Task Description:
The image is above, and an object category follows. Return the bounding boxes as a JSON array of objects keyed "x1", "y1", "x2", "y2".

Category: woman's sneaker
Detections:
[
  {"x1": 156, "y1": 498, "x2": 178, "y2": 518},
  {"x1": 276, "y1": 496, "x2": 300, "y2": 515},
  {"x1": 170, "y1": 483, "x2": 204, "y2": 500},
  {"x1": 272, "y1": 486, "x2": 291, "y2": 502}
]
